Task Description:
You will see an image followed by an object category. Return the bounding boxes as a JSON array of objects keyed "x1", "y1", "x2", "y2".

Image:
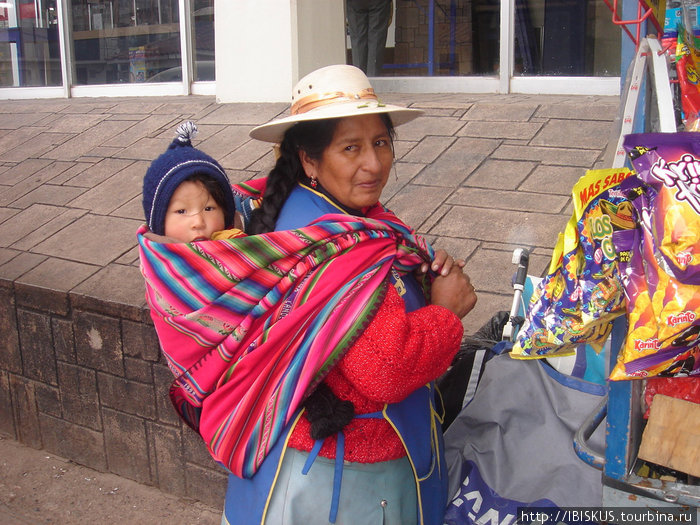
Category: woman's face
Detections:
[{"x1": 300, "y1": 114, "x2": 393, "y2": 210}]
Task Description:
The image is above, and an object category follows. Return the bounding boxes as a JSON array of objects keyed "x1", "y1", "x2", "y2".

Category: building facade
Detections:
[{"x1": 0, "y1": 0, "x2": 630, "y2": 101}]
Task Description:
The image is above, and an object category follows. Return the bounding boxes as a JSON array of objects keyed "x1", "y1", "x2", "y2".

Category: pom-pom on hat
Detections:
[{"x1": 142, "y1": 121, "x2": 235, "y2": 235}]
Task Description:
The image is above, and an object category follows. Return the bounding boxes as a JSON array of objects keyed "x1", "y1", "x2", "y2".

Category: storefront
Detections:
[{"x1": 0, "y1": 0, "x2": 625, "y2": 100}]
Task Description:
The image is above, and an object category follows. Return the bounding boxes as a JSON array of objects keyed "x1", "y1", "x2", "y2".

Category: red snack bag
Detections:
[
  {"x1": 676, "y1": 33, "x2": 700, "y2": 127},
  {"x1": 644, "y1": 376, "x2": 700, "y2": 417}
]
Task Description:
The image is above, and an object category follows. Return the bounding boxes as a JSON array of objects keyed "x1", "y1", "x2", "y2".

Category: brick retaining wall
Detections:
[{"x1": 0, "y1": 277, "x2": 228, "y2": 509}]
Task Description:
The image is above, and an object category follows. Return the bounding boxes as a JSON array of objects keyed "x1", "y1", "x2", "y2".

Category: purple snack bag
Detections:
[
  {"x1": 623, "y1": 132, "x2": 700, "y2": 285},
  {"x1": 610, "y1": 152, "x2": 700, "y2": 380}
]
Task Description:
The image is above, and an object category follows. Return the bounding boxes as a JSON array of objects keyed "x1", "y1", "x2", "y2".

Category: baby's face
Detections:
[{"x1": 164, "y1": 180, "x2": 225, "y2": 242}]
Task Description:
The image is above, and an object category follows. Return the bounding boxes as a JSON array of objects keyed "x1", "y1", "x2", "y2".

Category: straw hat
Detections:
[{"x1": 249, "y1": 64, "x2": 423, "y2": 143}]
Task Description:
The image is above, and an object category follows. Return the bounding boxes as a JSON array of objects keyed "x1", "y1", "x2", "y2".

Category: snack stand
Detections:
[
  {"x1": 442, "y1": 4, "x2": 698, "y2": 522},
  {"x1": 583, "y1": 0, "x2": 699, "y2": 512}
]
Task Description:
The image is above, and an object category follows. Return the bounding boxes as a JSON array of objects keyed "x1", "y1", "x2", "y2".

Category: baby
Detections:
[{"x1": 142, "y1": 122, "x2": 245, "y2": 242}]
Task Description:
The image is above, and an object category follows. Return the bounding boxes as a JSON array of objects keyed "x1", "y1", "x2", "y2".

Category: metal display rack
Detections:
[
  {"x1": 595, "y1": 1, "x2": 699, "y2": 511},
  {"x1": 603, "y1": 0, "x2": 664, "y2": 49}
]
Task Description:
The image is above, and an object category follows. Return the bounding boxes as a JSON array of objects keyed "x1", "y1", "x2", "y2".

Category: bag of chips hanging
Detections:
[
  {"x1": 513, "y1": 168, "x2": 634, "y2": 360},
  {"x1": 675, "y1": 30, "x2": 700, "y2": 130},
  {"x1": 625, "y1": 132, "x2": 700, "y2": 284},
  {"x1": 609, "y1": 133, "x2": 700, "y2": 380},
  {"x1": 611, "y1": 212, "x2": 700, "y2": 379}
]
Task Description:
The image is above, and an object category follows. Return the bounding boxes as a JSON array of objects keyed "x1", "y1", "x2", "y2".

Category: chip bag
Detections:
[
  {"x1": 612, "y1": 223, "x2": 700, "y2": 379},
  {"x1": 512, "y1": 168, "x2": 634, "y2": 360},
  {"x1": 624, "y1": 132, "x2": 700, "y2": 284},
  {"x1": 609, "y1": 133, "x2": 700, "y2": 380},
  {"x1": 675, "y1": 30, "x2": 700, "y2": 129}
]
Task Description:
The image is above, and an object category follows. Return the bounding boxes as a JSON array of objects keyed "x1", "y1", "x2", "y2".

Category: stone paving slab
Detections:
[
  {"x1": 70, "y1": 162, "x2": 148, "y2": 214},
  {"x1": 458, "y1": 120, "x2": 543, "y2": 140},
  {"x1": 463, "y1": 159, "x2": 537, "y2": 190},
  {"x1": 520, "y1": 164, "x2": 588, "y2": 195},
  {"x1": 492, "y1": 143, "x2": 602, "y2": 167},
  {"x1": 413, "y1": 136, "x2": 501, "y2": 188},
  {"x1": 401, "y1": 135, "x2": 456, "y2": 164},
  {"x1": 0, "y1": 92, "x2": 619, "y2": 338},
  {"x1": 33, "y1": 215, "x2": 143, "y2": 267},
  {"x1": 448, "y1": 187, "x2": 569, "y2": 214},
  {"x1": 535, "y1": 99, "x2": 620, "y2": 120},
  {"x1": 531, "y1": 118, "x2": 612, "y2": 149},
  {"x1": 199, "y1": 102, "x2": 287, "y2": 125}
]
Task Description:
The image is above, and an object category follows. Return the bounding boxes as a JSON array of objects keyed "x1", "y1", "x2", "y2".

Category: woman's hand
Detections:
[
  {"x1": 430, "y1": 264, "x2": 477, "y2": 320},
  {"x1": 420, "y1": 249, "x2": 466, "y2": 276}
]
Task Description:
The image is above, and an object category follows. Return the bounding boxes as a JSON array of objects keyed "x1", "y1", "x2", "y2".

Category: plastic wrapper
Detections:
[
  {"x1": 644, "y1": 376, "x2": 700, "y2": 418},
  {"x1": 625, "y1": 132, "x2": 700, "y2": 283},
  {"x1": 675, "y1": 30, "x2": 700, "y2": 129},
  {"x1": 512, "y1": 168, "x2": 634, "y2": 359},
  {"x1": 610, "y1": 203, "x2": 699, "y2": 379},
  {"x1": 609, "y1": 133, "x2": 700, "y2": 380}
]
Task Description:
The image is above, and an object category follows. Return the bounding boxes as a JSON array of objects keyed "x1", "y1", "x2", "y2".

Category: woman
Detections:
[
  {"x1": 138, "y1": 64, "x2": 476, "y2": 525},
  {"x1": 233, "y1": 64, "x2": 475, "y2": 523}
]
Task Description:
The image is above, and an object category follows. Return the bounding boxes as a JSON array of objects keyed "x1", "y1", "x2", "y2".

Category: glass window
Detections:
[
  {"x1": 0, "y1": 0, "x2": 62, "y2": 87},
  {"x1": 346, "y1": 0, "x2": 500, "y2": 77},
  {"x1": 344, "y1": 0, "x2": 619, "y2": 78},
  {"x1": 70, "y1": 0, "x2": 181, "y2": 85},
  {"x1": 192, "y1": 0, "x2": 214, "y2": 81},
  {"x1": 514, "y1": 0, "x2": 620, "y2": 77}
]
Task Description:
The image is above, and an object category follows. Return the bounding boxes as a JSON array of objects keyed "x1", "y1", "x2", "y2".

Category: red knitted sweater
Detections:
[{"x1": 287, "y1": 283, "x2": 463, "y2": 463}]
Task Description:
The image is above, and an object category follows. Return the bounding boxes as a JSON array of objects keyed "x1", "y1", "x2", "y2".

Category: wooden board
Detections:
[{"x1": 638, "y1": 394, "x2": 700, "y2": 477}]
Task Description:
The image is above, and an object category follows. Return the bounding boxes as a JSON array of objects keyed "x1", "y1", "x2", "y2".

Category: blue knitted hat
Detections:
[{"x1": 142, "y1": 121, "x2": 235, "y2": 236}]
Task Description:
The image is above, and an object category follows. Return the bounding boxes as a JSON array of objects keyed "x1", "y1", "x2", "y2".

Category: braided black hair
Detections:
[
  {"x1": 248, "y1": 114, "x2": 396, "y2": 234},
  {"x1": 248, "y1": 119, "x2": 338, "y2": 234}
]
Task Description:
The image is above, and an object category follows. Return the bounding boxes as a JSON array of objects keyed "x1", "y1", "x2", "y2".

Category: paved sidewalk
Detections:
[
  {"x1": 0, "y1": 92, "x2": 620, "y2": 520},
  {"x1": 0, "y1": 92, "x2": 620, "y2": 334}
]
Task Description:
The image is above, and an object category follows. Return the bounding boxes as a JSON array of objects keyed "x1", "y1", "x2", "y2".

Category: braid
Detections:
[
  {"x1": 248, "y1": 140, "x2": 301, "y2": 234},
  {"x1": 248, "y1": 119, "x2": 340, "y2": 234}
]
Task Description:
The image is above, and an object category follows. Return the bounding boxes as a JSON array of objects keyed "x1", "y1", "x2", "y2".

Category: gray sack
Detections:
[{"x1": 443, "y1": 352, "x2": 606, "y2": 524}]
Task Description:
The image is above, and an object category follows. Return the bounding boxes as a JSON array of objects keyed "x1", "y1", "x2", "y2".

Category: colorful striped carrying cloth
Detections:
[{"x1": 137, "y1": 184, "x2": 434, "y2": 478}]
